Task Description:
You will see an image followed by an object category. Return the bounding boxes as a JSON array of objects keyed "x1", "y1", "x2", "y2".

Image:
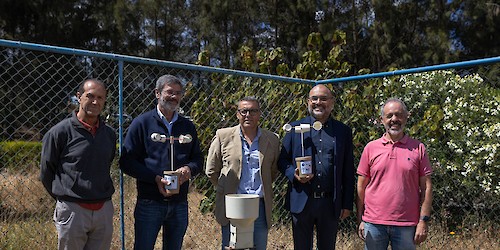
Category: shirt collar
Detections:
[
  {"x1": 239, "y1": 126, "x2": 261, "y2": 141},
  {"x1": 76, "y1": 112, "x2": 100, "y2": 135},
  {"x1": 381, "y1": 133, "x2": 408, "y2": 145},
  {"x1": 157, "y1": 106, "x2": 178, "y2": 124}
]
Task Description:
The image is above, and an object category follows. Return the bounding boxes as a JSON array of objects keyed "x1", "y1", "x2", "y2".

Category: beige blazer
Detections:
[{"x1": 205, "y1": 125, "x2": 280, "y2": 227}]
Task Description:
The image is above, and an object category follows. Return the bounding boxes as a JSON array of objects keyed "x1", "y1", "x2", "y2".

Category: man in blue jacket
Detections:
[
  {"x1": 278, "y1": 84, "x2": 355, "y2": 249},
  {"x1": 120, "y1": 74, "x2": 203, "y2": 250}
]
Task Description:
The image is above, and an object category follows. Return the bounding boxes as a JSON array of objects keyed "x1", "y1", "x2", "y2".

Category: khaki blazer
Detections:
[{"x1": 205, "y1": 125, "x2": 280, "y2": 227}]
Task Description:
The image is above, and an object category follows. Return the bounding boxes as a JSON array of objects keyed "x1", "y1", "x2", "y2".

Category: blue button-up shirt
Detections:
[
  {"x1": 157, "y1": 107, "x2": 179, "y2": 172},
  {"x1": 157, "y1": 106, "x2": 178, "y2": 135},
  {"x1": 310, "y1": 118, "x2": 335, "y2": 192},
  {"x1": 237, "y1": 128, "x2": 263, "y2": 197}
]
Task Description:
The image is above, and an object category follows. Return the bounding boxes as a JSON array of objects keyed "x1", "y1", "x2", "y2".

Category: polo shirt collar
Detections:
[{"x1": 381, "y1": 133, "x2": 409, "y2": 145}]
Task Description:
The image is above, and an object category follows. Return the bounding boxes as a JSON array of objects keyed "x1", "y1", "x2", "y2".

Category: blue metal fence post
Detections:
[{"x1": 118, "y1": 60, "x2": 125, "y2": 250}]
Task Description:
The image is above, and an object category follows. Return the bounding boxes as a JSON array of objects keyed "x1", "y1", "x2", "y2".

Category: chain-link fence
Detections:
[{"x1": 0, "y1": 40, "x2": 498, "y2": 249}]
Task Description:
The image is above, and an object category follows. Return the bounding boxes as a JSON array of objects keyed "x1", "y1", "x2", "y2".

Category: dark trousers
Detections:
[{"x1": 291, "y1": 197, "x2": 339, "y2": 250}]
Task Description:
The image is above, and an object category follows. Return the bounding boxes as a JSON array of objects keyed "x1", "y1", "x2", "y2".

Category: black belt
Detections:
[{"x1": 312, "y1": 191, "x2": 332, "y2": 199}]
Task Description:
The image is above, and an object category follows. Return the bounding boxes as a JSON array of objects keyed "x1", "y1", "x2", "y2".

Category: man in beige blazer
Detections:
[{"x1": 206, "y1": 96, "x2": 280, "y2": 250}]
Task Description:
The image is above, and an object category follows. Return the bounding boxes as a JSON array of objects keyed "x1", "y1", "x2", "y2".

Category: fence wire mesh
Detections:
[{"x1": 0, "y1": 44, "x2": 498, "y2": 249}]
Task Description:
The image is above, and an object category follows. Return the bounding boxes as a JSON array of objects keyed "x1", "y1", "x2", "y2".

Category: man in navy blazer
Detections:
[{"x1": 278, "y1": 84, "x2": 355, "y2": 249}]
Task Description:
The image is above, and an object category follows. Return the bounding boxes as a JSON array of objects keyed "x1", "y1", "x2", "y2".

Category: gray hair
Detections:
[
  {"x1": 155, "y1": 74, "x2": 184, "y2": 92},
  {"x1": 238, "y1": 96, "x2": 260, "y2": 109},
  {"x1": 380, "y1": 98, "x2": 408, "y2": 117}
]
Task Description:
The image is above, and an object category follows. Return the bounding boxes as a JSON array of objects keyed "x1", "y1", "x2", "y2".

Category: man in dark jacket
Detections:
[
  {"x1": 40, "y1": 79, "x2": 116, "y2": 250},
  {"x1": 278, "y1": 84, "x2": 355, "y2": 249},
  {"x1": 120, "y1": 74, "x2": 203, "y2": 250}
]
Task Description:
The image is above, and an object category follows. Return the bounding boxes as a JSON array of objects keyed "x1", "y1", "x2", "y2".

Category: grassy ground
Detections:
[{"x1": 1, "y1": 170, "x2": 498, "y2": 249}]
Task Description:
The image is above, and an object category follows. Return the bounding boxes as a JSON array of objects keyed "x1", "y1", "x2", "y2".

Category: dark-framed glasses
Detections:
[{"x1": 237, "y1": 109, "x2": 260, "y2": 116}]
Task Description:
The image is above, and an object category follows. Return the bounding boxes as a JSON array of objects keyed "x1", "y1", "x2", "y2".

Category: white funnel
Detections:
[{"x1": 225, "y1": 194, "x2": 260, "y2": 249}]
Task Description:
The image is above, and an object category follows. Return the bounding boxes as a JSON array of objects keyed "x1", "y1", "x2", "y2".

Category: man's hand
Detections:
[
  {"x1": 294, "y1": 167, "x2": 314, "y2": 183},
  {"x1": 414, "y1": 221, "x2": 428, "y2": 244},
  {"x1": 155, "y1": 175, "x2": 172, "y2": 197},
  {"x1": 339, "y1": 209, "x2": 351, "y2": 220},
  {"x1": 358, "y1": 221, "x2": 366, "y2": 241},
  {"x1": 176, "y1": 166, "x2": 191, "y2": 185}
]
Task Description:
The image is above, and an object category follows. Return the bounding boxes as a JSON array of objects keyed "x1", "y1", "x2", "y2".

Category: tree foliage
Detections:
[{"x1": 1, "y1": 0, "x2": 498, "y2": 72}]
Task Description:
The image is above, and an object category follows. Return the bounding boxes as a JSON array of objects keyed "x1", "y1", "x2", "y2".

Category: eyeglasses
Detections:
[
  {"x1": 237, "y1": 109, "x2": 260, "y2": 116},
  {"x1": 162, "y1": 90, "x2": 184, "y2": 96},
  {"x1": 308, "y1": 96, "x2": 333, "y2": 102}
]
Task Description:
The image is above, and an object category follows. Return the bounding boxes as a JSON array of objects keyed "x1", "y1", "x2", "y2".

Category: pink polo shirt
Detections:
[{"x1": 357, "y1": 134, "x2": 432, "y2": 226}]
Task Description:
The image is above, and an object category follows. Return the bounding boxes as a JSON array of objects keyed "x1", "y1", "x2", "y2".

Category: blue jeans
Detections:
[
  {"x1": 133, "y1": 199, "x2": 188, "y2": 250},
  {"x1": 364, "y1": 222, "x2": 416, "y2": 250},
  {"x1": 222, "y1": 199, "x2": 268, "y2": 250}
]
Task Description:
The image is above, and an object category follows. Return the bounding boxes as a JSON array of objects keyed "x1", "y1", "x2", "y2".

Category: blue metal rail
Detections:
[
  {"x1": 317, "y1": 56, "x2": 500, "y2": 84},
  {"x1": 0, "y1": 39, "x2": 316, "y2": 85}
]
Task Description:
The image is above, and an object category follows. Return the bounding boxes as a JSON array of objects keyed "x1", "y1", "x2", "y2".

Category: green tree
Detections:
[
  {"x1": 191, "y1": 0, "x2": 268, "y2": 67},
  {"x1": 355, "y1": 0, "x2": 454, "y2": 71},
  {"x1": 1, "y1": 0, "x2": 498, "y2": 72},
  {"x1": 449, "y1": 1, "x2": 500, "y2": 61},
  {"x1": 140, "y1": 0, "x2": 199, "y2": 61}
]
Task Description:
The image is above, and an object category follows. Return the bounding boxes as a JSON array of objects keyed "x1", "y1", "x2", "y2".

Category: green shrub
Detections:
[
  {"x1": 0, "y1": 141, "x2": 42, "y2": 172},
  {"x1": 340, "y1": 70, "x2": 500, "y2": 228}
]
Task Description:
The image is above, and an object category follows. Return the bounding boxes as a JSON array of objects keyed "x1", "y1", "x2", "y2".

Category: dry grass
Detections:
[{"x1": 1, "y1": 170, "x2": 499, "y2": 249}]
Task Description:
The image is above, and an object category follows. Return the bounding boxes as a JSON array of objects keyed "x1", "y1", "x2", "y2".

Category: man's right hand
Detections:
[
  {"x1": 155, "y1": 175, "x2": 174, "y2": 197},
  {"x1": 294, "y1": 167, "x2": 314, "y2": 183}
]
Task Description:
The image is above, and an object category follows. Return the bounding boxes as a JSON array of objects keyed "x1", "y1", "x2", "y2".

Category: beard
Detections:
[
  {"x1": 159, "y1": 98, "x2": 179, "y2": 112},
  {"x1": 384, "y1": 122, "x2": 405, "y2": 137}
]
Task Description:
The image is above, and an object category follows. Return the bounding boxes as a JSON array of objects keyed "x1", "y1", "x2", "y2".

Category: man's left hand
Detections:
[
  {"x1": 414, "y1": 221, "x2": 428, "y2": 245},
  {"x1": 176, "y1": 166, "x2": 191, "y2": 185}
]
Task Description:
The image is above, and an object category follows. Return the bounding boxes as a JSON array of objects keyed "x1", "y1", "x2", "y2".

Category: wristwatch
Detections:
[{"x1": 420, "y1": 215, "x2": 431, "y2": 222}]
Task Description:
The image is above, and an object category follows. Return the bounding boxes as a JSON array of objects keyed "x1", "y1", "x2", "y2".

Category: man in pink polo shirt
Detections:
[{"x1": 356, "y1": 98, "x2": 433, "y2": 250}]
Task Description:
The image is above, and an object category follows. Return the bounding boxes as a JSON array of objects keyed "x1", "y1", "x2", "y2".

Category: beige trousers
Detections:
[{"x1": 53, "y1": 200, "x2": 114, "y2": 250}]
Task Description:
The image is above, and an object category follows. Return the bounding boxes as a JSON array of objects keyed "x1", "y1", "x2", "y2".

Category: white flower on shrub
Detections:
[{"x1": 384, "y1": 70, "x2": 499, "y2": 194}]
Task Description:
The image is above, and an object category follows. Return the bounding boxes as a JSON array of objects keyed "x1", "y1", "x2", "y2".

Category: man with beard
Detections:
[
  {"x1": 206, "y1": 97, "x2": 280, "y2": 250},
  {"x1": 120, "y1": 74, "x2": 203, "y2": 250},
  {"x1": 278, "y1": 84, "x2": 355, "y2": 249},
  {"x1": 356, "y1": 98, "x2": 432, "y2": 250}
]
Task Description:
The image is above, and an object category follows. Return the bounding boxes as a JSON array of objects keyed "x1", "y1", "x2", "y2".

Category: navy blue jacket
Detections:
[
  {"x1": 120, "y1": 109, "x2": 203, "y2": 201},
  {"x1": 278, "y1": 116, "x2": 355, "y2": 217}
]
